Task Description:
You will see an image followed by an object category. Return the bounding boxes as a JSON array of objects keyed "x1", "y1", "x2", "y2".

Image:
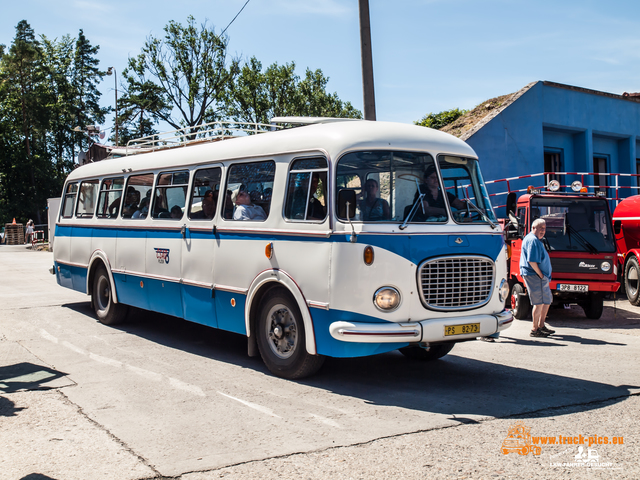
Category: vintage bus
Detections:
[{"x1": 52, "y1": 118, "x2": 512, "y2": 379}]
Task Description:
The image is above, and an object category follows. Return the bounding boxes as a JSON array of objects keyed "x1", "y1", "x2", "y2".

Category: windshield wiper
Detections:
[
  {"x1": 399, "y1": 179, "x2": 425, "y2": 230},
  {"x1": 463, "y1": 200, "x2": 497, "y2": 230},
  {"x1": 567, "y1": 225, "x2": 598, "y2": 253}
]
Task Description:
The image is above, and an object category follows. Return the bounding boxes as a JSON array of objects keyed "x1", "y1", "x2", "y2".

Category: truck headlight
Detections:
[
  {"x1": 498, "y1": 278, "x2": 509, "y2": 303},
  {"x1": 373, "y1": 287, "x2": 401, "y2": 311},
  {"x1": 601, "y1": 261, "x2": 611, "y2": 272}
]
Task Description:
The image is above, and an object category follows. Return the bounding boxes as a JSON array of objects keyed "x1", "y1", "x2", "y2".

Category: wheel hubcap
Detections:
[
  {"x1": 628, "y1": 266, "x2": 638, "y2": 297},
  {"x1": 97, "y1": 276, "x2": 110, "y2": 312},
  {"x1": 265, "y1": 305, "x2": 297, "y2": 359}
]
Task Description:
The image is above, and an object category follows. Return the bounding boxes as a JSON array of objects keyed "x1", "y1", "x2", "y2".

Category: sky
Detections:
[{"x1": 2, "y1": 0, "x2": 640, "y2": 137}]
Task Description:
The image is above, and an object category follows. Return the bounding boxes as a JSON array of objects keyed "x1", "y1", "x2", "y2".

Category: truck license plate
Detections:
[
  {"x1": 444, "y1": 323, "x2": 480, "y2": 336},
  {"x1": 558, "y1": 284, "x2": 589, "y2": 292}
]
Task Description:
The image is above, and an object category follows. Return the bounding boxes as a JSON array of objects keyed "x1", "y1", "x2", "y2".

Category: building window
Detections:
[
  {"x1": 636, "y1": 160, "x2": 640, "y2": 189},
  {"x1": 544, "y1": 149, "x2": 563, "y2": 184}
]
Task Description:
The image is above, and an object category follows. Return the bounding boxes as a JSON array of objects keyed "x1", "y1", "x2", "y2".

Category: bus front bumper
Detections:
[{"x1": 329, "y1": 309, "x2": 513, "y2": 344}]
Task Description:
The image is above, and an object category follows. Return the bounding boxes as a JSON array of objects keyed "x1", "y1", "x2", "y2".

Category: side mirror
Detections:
[
  {"x1": 614, "y1": 219, "x2": 622, "y2": 235},
  {"x1": 506, "y1": 192, "x2": 517, "y2": 218},
  {"x1": 338, "y1": 189, "x2": 357, "y2": 220},
  {"x1": 508, "y1": 212, "x2": 519, "y2": 229}
]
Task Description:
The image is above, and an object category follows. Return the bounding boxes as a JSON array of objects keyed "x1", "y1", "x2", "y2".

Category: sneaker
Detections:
[
  {"x1": 540, "y1": 325, "x2": 555, "y2": 335},
  {"x1": 480, "y1": 336, "x2": 496, "y2": 342},
  {"x1": 530, "y1": 329, "x2": 549, "y2": 337}
]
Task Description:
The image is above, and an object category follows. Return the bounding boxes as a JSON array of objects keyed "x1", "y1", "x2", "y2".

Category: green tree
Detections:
[
  {"x1": 415, "y1": 108, "x2": 468, "y2": 130},
  {"x1": 227, "y1": 57, "x2": 362, "y2": 126},
  {"x1": 125, "y1": 16, "x2": 237, "y2": 137}
]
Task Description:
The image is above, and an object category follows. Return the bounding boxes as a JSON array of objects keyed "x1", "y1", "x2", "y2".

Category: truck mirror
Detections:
[
  {"x1": 338, "y1": 189, "x2": 357, "y2": 220},
  {"x1": 508, "y1": 212, "x2": 519, "y2": 229},
  {"x1": 614, "y1": 219, "x2": 622, "y2": 235},
  {"x1": 506, "y1": 192, "x2": 517, "y2": 216}
]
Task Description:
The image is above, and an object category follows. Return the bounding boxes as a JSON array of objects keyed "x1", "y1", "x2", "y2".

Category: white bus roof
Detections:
[{"x1": 65, "y1": 120, "x2": 478, "y2": 182}]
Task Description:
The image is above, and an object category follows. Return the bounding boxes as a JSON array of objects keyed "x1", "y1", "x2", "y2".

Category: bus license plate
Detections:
[
  {"x1": 444, "y1": 323, "x2": 480, "y2": 336},
  {"x1": 558, "y1": 284, "x2": 588, "y2": 292}
]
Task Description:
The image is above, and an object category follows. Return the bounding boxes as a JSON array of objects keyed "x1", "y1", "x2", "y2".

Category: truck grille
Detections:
[{"x1": 418, "y1": 256, "x2": 495, "y2": 310}]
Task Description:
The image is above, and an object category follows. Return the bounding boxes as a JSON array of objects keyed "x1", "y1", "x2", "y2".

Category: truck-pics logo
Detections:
[
  {"x1": 501, "y1": 422, "x2": 542, "y2": 456},
  {"x1": 154, "y1": 248, "x2": 170, "y2": 264}
]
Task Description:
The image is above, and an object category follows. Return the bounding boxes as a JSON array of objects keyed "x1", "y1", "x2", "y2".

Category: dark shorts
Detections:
[{"x1": 523, "y1": 275, "x2": 552, "y2": 305}]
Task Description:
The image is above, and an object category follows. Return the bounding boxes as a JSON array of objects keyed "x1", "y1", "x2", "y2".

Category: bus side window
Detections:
[
  {"x1": 152, "y1": 170, "x2": 189, "y2": 220},
  {"x1": 123, "y1": 173, "x2": 154, "y2": 219},
  {"x1": 97, "y1": 177, "x2": 124, "y2": 219},
  {"x1": 188, "y1": 167, "x2": 221, "y2": 220},
  {"x1": 76, "y1": 179, "x2": 99, "y2": 218},
  {"x1": 61, "y1": 183, "x2": 78, "y2": 218},
  {"x1": 284, "y1": 157, "x2": 328, "y2": 221},
  {"x1": 224, "y1": 161, "x2": 275, "y2": 221}
]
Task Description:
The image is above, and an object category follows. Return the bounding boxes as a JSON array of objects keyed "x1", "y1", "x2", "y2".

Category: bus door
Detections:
[
  {"x1": 181, "y1": 166, "x2": 222, "y2": 327},
  {"x1": 146, "y1": 170, "x2": 189, "y2": 318}
]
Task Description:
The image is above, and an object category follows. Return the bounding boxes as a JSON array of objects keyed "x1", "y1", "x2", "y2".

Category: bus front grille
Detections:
[{"x1": 418, "y1": 256, "x2": 495, "y2": 310}]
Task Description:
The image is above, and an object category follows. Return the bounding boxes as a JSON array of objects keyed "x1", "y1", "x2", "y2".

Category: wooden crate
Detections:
[{"x1": 4, "y1": 224, "x2": 24, "y2": 245}]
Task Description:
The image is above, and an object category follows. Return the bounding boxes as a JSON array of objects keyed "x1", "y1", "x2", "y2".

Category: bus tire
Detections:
[
  {"x1": 399, "y1": 343, "x2": 454, "y2": 361},
  {"x1": 92, "y1": 265, "x2": 128, "y2": 325},
  {"x1": 580, "y1": 293, "x2": 604, "y2": 319},
  {"x1": 511, "y1": 283, "x2": 531, "y2": 320},
  {"x1": 624, "y1": 256, "x2": 640, "y2": 305},
  {"x1": 257, "y1": 288, "x2": 325, "y2": 379}
]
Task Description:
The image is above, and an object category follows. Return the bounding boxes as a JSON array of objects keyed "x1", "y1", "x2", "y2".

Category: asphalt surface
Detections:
[{"x1": 1, "y1": 244, "x2": 639, "y2": 479}]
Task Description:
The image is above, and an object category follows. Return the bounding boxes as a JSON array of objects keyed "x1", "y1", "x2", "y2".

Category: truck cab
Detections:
[{"x1": 504, "y1": 185, "x2": 619, "y2": 319}]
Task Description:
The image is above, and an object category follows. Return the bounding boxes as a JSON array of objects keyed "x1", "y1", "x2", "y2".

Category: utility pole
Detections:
[{"x1": 359, "y1": 0, "x2": 376, "y2": 121}]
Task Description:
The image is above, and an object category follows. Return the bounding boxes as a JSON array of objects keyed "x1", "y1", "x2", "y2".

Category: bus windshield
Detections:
[
  {"x1": 531, "y1": 198, "x2": 616, "y2": 253},
  {"x1": 335, "y1": 150, "x2": 496, "y2": 224}
]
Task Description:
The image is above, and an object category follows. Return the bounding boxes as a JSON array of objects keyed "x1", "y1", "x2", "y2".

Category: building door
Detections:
[
  {"x1": 544, "y1": 150, "x2": 562, "y2": 184},
  {"x1": 593, "y1": 156, "x2": 608, "y2": 195}
]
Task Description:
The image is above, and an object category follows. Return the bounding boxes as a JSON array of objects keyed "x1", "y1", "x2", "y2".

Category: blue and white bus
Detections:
[{"x1": 53, "y1": 118, "x2": 512, "y2": 378}]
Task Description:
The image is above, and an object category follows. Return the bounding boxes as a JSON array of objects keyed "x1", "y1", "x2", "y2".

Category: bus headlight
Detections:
[
  {"x1": 373, "y1": 287, "x2": 401, "y2": 311},
  {"x1": 601, "y1": 261, "x2": 611, "y2": 272},
  {"x1": 498, "y1": 278, "x2": 509, "y2": 303}
]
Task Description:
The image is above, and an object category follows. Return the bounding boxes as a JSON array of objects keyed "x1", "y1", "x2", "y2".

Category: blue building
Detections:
[{"x1": 441, "y1": 81, "x2": 640, "y2": 215}]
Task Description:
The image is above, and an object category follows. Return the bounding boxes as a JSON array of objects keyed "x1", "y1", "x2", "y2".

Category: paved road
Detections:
[{"x1": 1, "y1": 245, "x2": 638, "y2": 479}]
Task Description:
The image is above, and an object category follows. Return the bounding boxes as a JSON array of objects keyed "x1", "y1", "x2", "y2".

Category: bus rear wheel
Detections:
[
  {"x1": 399, "y1": 343, "x2": 454, "y2": 361},
  {"x1": 92, "y1": 265, "x2": 128, "y2": 325},
  {"x1": 257, "y1": 288, "x2": 325, "y2": 379}
]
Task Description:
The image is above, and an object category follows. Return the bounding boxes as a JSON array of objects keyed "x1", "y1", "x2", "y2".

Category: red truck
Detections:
[
  {"x1": 503, "y1": 185, "x2": 619, "y2": 319},
  {"x1": 612, "y1": 195, "x2": 640, "y2": 305}
]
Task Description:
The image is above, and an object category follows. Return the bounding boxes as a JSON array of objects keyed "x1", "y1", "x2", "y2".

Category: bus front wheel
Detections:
[
  {"x1": 257, "y1": 288, "x2": 325, "y2": 379},
  {"x1": 92, "y1": 265, "x2": 128, "y2": 325}
]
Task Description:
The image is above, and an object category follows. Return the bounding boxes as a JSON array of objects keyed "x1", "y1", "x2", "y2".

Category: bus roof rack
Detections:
[
  {"x1": 120, "y1": 120, "x2": 280, "y2": 157},
  {"x1": 269, "y1": 116, "x2": 361, "y2": 126}
]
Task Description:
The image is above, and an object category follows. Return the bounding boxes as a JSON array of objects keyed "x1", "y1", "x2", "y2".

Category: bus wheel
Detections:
[
  {"x1": 511, "y1": 283, "x2": 531, "y2": 320},
  {"x1": 580, "y1": 294, "x2": 604, "y2": 319},
  {"x1": 257, "y1": 288, "x2": 325, "y2": 379},
  {"x1": 625, "y1": 257, "x2": 640, "y2": 305},
  {"x1": 92, "y1": 265, "x2": 128, "y2": 325},
  {"x1": 399, "y1": 343, "x2": 454, "y2": 361}
]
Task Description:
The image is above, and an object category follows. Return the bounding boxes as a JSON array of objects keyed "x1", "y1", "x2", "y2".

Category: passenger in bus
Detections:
[
  {"x1": 232, "y1": 189, "x2": 267, "y2": 221},
  {"x1": 307, "y1": 173, "x2": 327, "y2": 220},
  {"x1": 131, "y1": 196, "x2": 149, "y2": 219},
  {"x1": 170, "y1": 205, "x2": 183, "y2": 219},
  {"x1": 121, "y1": 187, "x2": 140, "y2": 218},
  {"x1": 191, "y1": 190, "x2": 216, "y2": 219},
  {"x1": 406, "y1": 165, "x2": 466, "y2": 221},
  {"x1": 360, "y1": 178, "x2": 390, "y2": 221}
]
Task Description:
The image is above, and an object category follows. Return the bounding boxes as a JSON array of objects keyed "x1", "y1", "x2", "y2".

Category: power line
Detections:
[{"x1": 221, "y1": 0, "x2": 251, "y2": 36}]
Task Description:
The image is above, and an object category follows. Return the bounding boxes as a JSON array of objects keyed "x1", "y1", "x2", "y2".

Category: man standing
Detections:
[{"x1": 520, "y1": 218, "x2": 556, "y2": 337}]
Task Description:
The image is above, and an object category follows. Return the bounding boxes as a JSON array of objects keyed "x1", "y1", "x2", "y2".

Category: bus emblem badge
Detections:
[
  {"x1": 154, "y1": 248, "x2": 170, "y2": 264},
  {"x1": 455, "y1": 237, "x2": 463, "y2": 244}
]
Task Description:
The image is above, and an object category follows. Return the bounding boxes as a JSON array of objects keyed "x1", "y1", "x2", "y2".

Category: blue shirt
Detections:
[{"x1": 519, "y1": 232, "x2": 552, "y2": 280}]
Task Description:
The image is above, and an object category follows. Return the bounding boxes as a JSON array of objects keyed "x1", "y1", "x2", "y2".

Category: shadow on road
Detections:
[
  {"x1": 0, "y1": 362, "x2": 68, "y2": 395},
  {"x1": 60, "y1": 301, "x2": 637, "y2": 420}
]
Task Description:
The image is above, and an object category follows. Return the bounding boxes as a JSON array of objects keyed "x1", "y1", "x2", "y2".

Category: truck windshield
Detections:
[
  {"x1": 335, "y1": 150, "x2": 496, "y2": 224},
  {"x1": 531, "y1": 198, "x2": 616, "y2": 253}
]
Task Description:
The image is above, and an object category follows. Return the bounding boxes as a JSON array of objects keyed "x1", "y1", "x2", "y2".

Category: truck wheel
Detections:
[
  {"x1": 511, "y1": 283, "x2": 531, "y2": 320},
  {"x1": 257, "y1": 288, "x2": 325, "y2": 379},
  {"x1": 399, "y1": 343, "x2": 454, "y2": 361},
  {"x1": 92, "y1": 265, "x2": 128, "y2": 325},
  {"x1": 581, "y1": 294, "x2": 604, "y2": 319},
  {"x1": 625, "y1": 257, "x2": 640, "y2": 305}
]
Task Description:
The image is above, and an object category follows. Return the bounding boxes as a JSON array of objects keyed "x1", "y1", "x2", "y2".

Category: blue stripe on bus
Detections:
[
  {"x1": 55, "y1": 224, "x2": 504, "y2": 263},
  {"x1": 55, "y1": 262, "x2": 88, "y2": 293}
]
